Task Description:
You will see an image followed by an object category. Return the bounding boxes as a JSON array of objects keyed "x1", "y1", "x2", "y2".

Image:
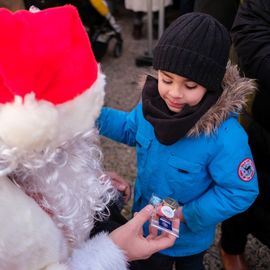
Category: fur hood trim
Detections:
[{"x1": 187, "y1": 62, "x2": 257, "y2": 136}]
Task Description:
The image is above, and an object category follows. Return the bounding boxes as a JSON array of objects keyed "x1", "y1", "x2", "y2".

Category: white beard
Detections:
[{"x1": 4, "y1": 128, "x2": 116, "y2": 248}]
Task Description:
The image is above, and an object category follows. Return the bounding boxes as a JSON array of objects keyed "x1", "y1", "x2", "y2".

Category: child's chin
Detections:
[{"x1": 168, "y1": 106, "x2": 182, "y2": 113}]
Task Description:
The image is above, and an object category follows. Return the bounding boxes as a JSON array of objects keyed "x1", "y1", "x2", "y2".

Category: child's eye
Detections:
[
  {"x1": 186, "y1": 84, "x2": 197, "y2": 89},
  {"x1": 162, "y1": 79, "x2": 172, "y2": 84}
]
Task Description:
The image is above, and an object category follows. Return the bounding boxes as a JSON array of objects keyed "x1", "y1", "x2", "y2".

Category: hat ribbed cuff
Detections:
[{"x1": 153, "y1": 45, "x2": 225, "y2": 92}]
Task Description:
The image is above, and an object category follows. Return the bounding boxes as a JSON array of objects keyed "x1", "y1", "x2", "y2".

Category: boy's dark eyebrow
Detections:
[{"x1": 161, "y1": 71, "x2": 174, "y2": 79}]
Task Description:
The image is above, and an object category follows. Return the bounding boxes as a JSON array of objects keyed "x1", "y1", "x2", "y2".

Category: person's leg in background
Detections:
[
  {"x1": 220, "y1": 168, "x2": 270, "y2": 269},
  {"x1": 220, "y1": 211, "x2": 252, "y2": 270},
  {"x1": 178, "y1": 0, "x2": 195, "y2": 15},
  {"x1": 220, "y1": 127, "x2": 270, "y2": 270},
  {"x1": 248, "y1": 170, "x2": 270, "y2": 249},
  {"x1": 132, "y1": 11, "x2": 144, "y2": 39},
  {"x1": 220, "y1": 189, "x2": 270, "y2": 270},
  {"x1": 193, "y1": 0, "x2": 240, "y2": 30}
]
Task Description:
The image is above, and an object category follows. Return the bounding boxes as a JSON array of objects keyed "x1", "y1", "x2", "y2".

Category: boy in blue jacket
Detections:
[{"x1": 97, "y1": 12, "x2": 258, "y2": 270}]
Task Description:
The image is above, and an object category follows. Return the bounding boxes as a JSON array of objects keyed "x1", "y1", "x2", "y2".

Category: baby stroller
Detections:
[
  {"x1": 24, "y1": 0, "x2": 123, "y2": 61},
  {"x1": 73, "y1": 0, "x2": 123, "y2": 61}
]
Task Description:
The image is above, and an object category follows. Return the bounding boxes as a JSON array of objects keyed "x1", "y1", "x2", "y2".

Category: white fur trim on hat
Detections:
[{"x1": 0, "y1": 66, "x2": 105, "y2": 152}]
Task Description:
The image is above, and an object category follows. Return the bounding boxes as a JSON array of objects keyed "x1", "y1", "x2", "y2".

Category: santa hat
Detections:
[{"x1": 0, "y1": 5, "x2": 105, "y2": 151}]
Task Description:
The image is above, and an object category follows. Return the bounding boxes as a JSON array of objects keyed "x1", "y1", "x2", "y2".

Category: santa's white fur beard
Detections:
[{"x1": 0, "y1": 128, "x2": 117, "y2": 249}]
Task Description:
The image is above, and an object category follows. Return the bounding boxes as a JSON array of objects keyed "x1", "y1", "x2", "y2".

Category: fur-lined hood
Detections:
[{"x1": 187, "y1": 62, "x2": 257, "y2": 136}]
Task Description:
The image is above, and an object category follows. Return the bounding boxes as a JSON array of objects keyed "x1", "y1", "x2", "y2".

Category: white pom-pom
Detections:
[{"x1": 0, "y1": 93, "x2": 58, "y2": 151}]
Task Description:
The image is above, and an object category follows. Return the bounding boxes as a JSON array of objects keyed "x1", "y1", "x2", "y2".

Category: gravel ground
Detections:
[{"x1": 99, "y1": 8, "x2": 270, "y2": 270}]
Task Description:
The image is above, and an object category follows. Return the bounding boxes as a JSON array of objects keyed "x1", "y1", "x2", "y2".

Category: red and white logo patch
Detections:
[{"x1": 238, "y1": 158, "x2": 255, "y2": 182}]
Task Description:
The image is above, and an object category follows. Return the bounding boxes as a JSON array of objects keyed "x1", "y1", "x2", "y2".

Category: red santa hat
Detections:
[{"x1": 0, "y1": 5, "x2": 105, "y2": 151}]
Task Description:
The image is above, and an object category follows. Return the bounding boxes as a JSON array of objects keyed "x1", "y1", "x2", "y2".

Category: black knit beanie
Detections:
[{"x1": 153, "y1": 12, "x2": 231, "y2": 92}]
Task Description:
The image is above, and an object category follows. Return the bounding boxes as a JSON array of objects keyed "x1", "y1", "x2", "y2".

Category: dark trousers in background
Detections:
[
  {"x1": 130, "y1": 251, "x2": 205, "y2": 270},
  {"x1": 221, "y1": 203, "x2": 270, "y2": 254},
  {"x1": 179, "y1": 0, "x2": 195, "y2": 15},
  {"x1": 221, "y1": 171, "x2": 270, "y2": 254},
  {"x1": 194, "y1": 0, "x2": 240, "y2": 30}
]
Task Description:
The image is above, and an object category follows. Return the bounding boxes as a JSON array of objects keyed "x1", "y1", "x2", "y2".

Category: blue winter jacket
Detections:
[{"x1": 97, "y1": 66, "x2": 258, "y2": 256}]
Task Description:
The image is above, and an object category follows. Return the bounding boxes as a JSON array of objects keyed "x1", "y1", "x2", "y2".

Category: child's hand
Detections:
[
  {"x1": 106, "y1": 171, "x2": 131, "y2": 203},
  {"x1": 110, "y1": 205, "x2": 177, "y2": 261}
]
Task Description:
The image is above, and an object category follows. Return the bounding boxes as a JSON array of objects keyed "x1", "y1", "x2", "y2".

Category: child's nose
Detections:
[{"x1": 170, "y1": 87, "x2": 183, "y2": 98}]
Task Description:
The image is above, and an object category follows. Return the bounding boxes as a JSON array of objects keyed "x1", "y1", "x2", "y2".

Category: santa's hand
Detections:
[
  {"x1": 106, "y1": 171, "x2": 131, "y2": 203},
  {"x1": 109, "y1": 205, "x2": 177, "y2": 261}
]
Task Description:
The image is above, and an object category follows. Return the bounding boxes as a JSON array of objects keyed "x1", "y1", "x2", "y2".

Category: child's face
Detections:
[{"x1": 158, "y1": 70, "x2": 207, "y2": 113}]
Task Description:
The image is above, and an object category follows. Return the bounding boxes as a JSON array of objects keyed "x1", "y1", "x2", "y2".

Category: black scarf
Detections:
[{"x1": 142, "y1": 76, "x2": 221, "y2": 145}]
